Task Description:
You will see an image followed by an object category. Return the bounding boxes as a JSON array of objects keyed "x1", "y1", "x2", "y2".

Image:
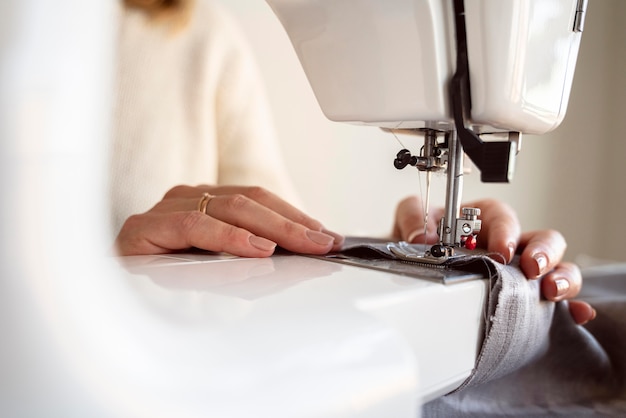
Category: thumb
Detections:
[{"x1": 393, "y1": 195, "x2": 441, "y2": 243}]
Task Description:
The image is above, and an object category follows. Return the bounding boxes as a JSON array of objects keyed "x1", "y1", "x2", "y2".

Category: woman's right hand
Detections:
[
  {"x1": 393, "y1": 196, "x2": 596, "y2": 325},
  {"x1": 115, "y1": 185, "x2": 344, "y2": 257}
]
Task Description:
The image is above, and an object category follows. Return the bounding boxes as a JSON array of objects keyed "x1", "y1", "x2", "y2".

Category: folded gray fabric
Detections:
[
  {"x1": 330, "y1": 239, "x2": 626, "y2": 416},
  {"x1": 327, "y1": 237, "x2": 500, "y2": 284},
  {"x1": 423, "y1": 264, "x2": 626, "y2": 417}
]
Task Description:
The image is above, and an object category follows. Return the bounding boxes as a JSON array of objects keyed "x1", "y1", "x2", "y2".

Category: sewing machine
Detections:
[{"x1": 266, "y1": 0, "x2": 587, "y2": 262}]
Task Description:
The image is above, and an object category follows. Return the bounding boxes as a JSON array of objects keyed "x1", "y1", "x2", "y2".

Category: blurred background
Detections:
[{"x1": 222, "y1": 0, "x2": 626, "y2": 263}]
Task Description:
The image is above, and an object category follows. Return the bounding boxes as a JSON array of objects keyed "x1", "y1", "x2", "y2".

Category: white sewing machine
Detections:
[
  {"x1": 0, "y1": 0, "x2": 586, "y2": 417},
  {"x1": 266, "y1": 0, "x2": 587, "y2": 261}
]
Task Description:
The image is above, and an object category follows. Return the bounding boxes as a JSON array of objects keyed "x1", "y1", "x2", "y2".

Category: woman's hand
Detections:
[
  {"x1": 393, "y1": 196, "x2": 596, "y2": 325},
  {"x1": 115, "y1": 185, "x2": 344, "y2": 258}
]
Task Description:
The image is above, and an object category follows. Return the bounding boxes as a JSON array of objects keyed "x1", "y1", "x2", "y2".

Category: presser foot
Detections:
[{"x1": 387, "y1": 241, "x2": 463, "y2": 266}]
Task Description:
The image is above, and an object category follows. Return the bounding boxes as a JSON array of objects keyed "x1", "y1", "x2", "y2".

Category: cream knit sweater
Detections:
[{"x1": 110, "y1": 0, "x2": 298, "y2": 233}]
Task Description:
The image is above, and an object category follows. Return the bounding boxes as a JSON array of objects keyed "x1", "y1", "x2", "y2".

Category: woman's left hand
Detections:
[
  {"x1": 115, "y1": 185, "x2": 344, "y2": 257},
  {"x1": 393, "y1": 196, "x2": 596, "y2": 325}
]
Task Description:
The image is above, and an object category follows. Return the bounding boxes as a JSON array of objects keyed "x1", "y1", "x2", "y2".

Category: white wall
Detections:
[{"x1": 222, "y1": 0, "x2": 626, "y2": 262}]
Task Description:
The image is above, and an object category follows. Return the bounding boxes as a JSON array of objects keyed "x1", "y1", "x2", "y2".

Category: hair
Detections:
[{"x1": 123, "y1": 0, "x2": 195, "y2": 29}]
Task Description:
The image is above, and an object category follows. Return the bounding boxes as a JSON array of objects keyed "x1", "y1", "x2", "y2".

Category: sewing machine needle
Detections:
[{"x1": 423, "y1": 170, "x2": 432, "y2": 251}]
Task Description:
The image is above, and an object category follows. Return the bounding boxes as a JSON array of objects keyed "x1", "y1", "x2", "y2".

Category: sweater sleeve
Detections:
[
  {"x1": 210, "y1": 4, "x2": 302, "y2": 207},
  {"x1": 111, "y1": 1, "x2": 304, "y2": 236}
]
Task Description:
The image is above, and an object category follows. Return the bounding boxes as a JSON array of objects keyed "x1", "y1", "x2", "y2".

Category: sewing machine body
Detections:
[
  {"x1": 117, "y1": 253, "x2": 489, "y2": 413},
  {"x1": 267, "y1": 0, "x2": 586, "y2": 254},
  {"x1": 266, "y1": 0, "x2": 584, "y2": 134}
]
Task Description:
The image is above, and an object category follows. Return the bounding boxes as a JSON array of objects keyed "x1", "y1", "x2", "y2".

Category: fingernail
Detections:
[
  {"x1": 554, "y1": 278, "x2": 570, "y2": 298},
  {"x1": 249, "y1": 235, "x2": 277, "y2": 252},
  {"x1": 533, "y1": 253, "x2": 548, "y2": 276},
  {"x1": 579, "y1": 308, "x2": 597, "y2": 326},
  {"x1": 306, "y1": 230, "x2": 334, "y2": 246},
  {"x1": 322, "y1": 228, "x2": 345, "y2": 246},
  {"x1": 507, "y1": 242, "x2": 516, "y2": 262}
]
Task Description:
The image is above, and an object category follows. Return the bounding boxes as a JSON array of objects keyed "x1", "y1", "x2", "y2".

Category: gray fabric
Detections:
[
  {"x1": 317, "y1": 237, "x2": 498, "y2": 284},
  {"x1": 332, "y1": 239, "x2": 626, "y2": 416},
  {"x1": 423, "y1": 264, "x2": 626, "y2": 417},
  {"x1": 450, "y1": 259, "x2": 555, "y2": 391}
]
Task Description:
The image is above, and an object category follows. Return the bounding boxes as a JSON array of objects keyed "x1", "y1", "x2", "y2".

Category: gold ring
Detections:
[{"x1": 197, "y1": 192, "x2": 214, "y2": 214}]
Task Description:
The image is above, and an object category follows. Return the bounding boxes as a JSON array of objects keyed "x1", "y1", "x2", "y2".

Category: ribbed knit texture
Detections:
[{"x1": 110, "y1": 0, "x2": 298, "y2": 233}]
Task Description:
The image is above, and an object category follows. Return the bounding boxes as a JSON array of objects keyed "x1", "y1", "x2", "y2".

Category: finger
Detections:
[
  {"x1": 211, "y1": 186, "x2": 322, "y2": 225},
  {"x1": 393, "y1": 195, "x2": 441, "y2": 243},
  {"x1": 204, "y1": 193, "x2": 336, "y2": 254},
  {"x1": 162, "y1": 185, "x2": 213, "y2": 200},
  {"x1": 162, "y1": 185, "x2": 322, "y2": 228},
  {"x1": 165, "y1": 185, "x2": 344, "y2": 250},
  {"x1": 148, "y1": 196, "x2": 203, "y2": 214},
  {"x1": 540, "y1": 262, "x2": 582, "y2": 301},
  {"x1": 518, "y1": 229, "x2": 567, "y2": 279},
  {"x1": 468, "y1": 199, "x2": 520, "y2": 264},
  {"x1": 568, "y1": 300, "x2": 597, "y2": 325},
  {"x1": 115, "y1": 211, "x2": 277, "y2": 257},
  {"x1": 539, "y1": 262, "x2": 596, "y2": 325},
  {"x1": 213, "y1": 185, "x2": 345, "y2": 250}
]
